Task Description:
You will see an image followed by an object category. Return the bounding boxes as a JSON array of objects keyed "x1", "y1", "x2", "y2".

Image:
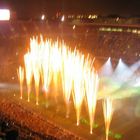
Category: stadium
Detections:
[{"x1": 0, "y1": 2, "x2": 140, "y2": 140}]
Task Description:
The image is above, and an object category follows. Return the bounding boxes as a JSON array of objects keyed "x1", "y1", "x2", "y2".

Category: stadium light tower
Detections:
[
  {"x1": 41, "y1": 14, "x2": 45, "y2": 20},
  {"x1": 0, "y1": 9, "x2": 10, "y2": 20},
  {"x1": 61, "y1": 15, "x2": 65, "y2": 22}
]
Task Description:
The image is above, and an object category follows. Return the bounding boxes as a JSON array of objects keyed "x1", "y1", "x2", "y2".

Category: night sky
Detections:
[{"x1": 0, "y1": 0, "x2": 140, "y2": 18}]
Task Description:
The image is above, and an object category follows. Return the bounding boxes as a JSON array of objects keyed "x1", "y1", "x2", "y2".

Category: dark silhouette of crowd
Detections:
[{"x1": 0, "y1": 95, "x2": 83, "y2": 140}]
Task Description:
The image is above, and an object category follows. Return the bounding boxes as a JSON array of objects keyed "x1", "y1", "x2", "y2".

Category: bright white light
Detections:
[
  {"x1": 61, "y1": 15, "x2": 65, "y2": 22},
  {"x1": 99, "y1": 57, "x2": 113, "y2": 77},
  {"x1": 41, "y1": 14, "x2": 45, "y2": 20},
  {"x1": 0, "y1": 9, "x2": 10, "y2": 20},
  {"x1": 130, "y1": 60, "x2": 140, "y2": 72},
  {"x1": 119, "y1": 58, "x2": 122, "y2": 62},
  {"x1": 112, "y1": 59, "x2": 133, "y2": 83}
]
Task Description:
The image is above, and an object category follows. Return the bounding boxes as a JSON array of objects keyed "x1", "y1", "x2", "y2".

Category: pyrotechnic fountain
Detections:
[
  {"x1": 24, "y1": 53, "x2": 33, "y2": 102},
  {"x1": 61, "y1": 47, "x2": 73, "y2": 118},
  {"x1": 17, "y1": 66, "x2": 24, "y2": 99},
  {"x1": 103, "y1": 97, "x2": 113, "y2": 140},
  {"x1": 84, "y1": 57, "x2": 99, "y2": 134}
]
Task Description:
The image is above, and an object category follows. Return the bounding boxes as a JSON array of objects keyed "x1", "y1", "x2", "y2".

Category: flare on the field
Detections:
[
  {"x1": 103, "y1": 98, "x2": 113, "y2": 140},
  {"x1": 17, "y1": 66, "x2": 24, "y2": 99}
]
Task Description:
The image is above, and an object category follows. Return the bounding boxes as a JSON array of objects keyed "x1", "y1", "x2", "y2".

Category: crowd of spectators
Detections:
[
  {"x1": 0, "y1": 21, "x2": 139, "y2": 65},
  {"x1": 0, "y1": 94, "x2": 84, "y2": 140},
  {"x1": 96, "y1": 31, "x2": 140, "y2": 64}
]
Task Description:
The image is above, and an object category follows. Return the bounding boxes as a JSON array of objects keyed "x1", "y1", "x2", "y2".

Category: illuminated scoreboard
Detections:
[{"x1": 0, "y1": 9, "x2": 10, "y2": 21}]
